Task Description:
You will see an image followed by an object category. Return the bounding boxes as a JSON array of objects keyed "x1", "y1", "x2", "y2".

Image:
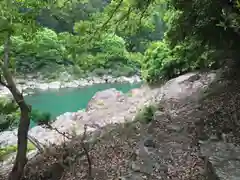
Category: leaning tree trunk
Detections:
[
  {"x1": 0, "y1": 32, "x2": 31, "y2": 180},
  {"x1": 7, "y1": 85, "x2": 31, "y2": 180}
]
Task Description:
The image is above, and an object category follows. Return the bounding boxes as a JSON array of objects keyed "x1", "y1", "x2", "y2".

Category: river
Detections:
[{"x1": 25, "y1": 83, "x2": 141, "y2": 127}]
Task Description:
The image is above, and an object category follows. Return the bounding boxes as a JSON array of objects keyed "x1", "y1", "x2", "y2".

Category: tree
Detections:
[
  {"x1": 0, "y1": 1, "x2": 162, "y2": 179},
  {"x1": 0, "y1": 1, "x2": 49, "y2": 179},
  {"x1": 165, "y1": 0, "x2": 240, "y2": 60}
]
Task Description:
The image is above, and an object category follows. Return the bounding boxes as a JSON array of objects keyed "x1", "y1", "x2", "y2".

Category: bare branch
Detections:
[
  {"x1": 45, "y1": 123, "x2": 73, "y2": 139},
  {"x1": 89, "y1": 0, "x2": 124, "y2": 41},
  {"x1": 99, "y1": 0, "x2": 124, "y2": 31},
  {"x1": 114, "y1": 6, "x2": 132, "y2": 32},
  {"x1": 81, "y1": 124, "x2": 92, "y2": 180}
]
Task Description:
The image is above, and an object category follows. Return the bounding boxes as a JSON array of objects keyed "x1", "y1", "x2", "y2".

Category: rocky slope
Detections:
[{"x1": 3, "y1": 70, "x2": 239, "y2": 180}]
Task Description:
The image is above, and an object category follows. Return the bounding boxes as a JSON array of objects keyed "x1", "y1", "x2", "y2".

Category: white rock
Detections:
[
  {"x1": 48, "y1": 81, "x2": 61, "y2": 89},
  {"x1": 72, "y1": 80, "x2": 80, "y2": 86},
  {"x1": 0, "y1": 89, "x2": 10, "y2": 97},
  {"x1": 0, "y1": 130, "x2": 18, "y2": 147},
  {"x1": 35, "y1": 83, "x2": 49, "y2": 91},
  {"x1": 79, "y1": 79, "x2": 89, "y2": 86},
  {"x1": 67, "y1": 82, "x2": 79, "y2": 88},
  {"x1": 25, "y1": 81, "x2": 36, "y2": 89}
]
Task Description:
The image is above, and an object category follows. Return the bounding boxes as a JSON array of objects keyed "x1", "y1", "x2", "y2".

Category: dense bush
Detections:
[
  {"x1": 141, "y1": 38, "x2": 223, "y2": 83},
  {"x1": 74, "y1": 33, "x2": 140, "y2": 77},
  {"x1": 31, "y1": 110, "x2": 52, "y2": 125},
  {"x1": 138, "y1": 0, "x2": 240, "y2": 83},
  {"x1": 134, "y1": 105, "x2": 157, "y2": 124},
  {"x1": 6, "y1": 29, "x2": 141, "y2": 78},
  {"x1": 0, "y1": 98, "x2": 20, "y2": 132},
  {"x1": 0, "y1": 98, "x2": 52, "y2": 131}
]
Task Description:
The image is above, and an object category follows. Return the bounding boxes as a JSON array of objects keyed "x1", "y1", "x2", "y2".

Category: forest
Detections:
[
  {"x1": 3, "y1": 0, "x2": 238, "y2": 83},
  {"x1": 1, "y1": 0, "x2": 165, "y2": 79},
  {"x1": 1, "y1": 0, "x2": 240, "y2": 179}
]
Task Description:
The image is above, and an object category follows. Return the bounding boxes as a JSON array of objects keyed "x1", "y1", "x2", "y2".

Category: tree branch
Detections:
[
  {"x1": 114, "y1": 6, "x2": 132, "y2": 32},
  {"x1": 100, "y1": 0, "x2": 124, "y2": 31},
  {"x1": 90, "y1": 0, "x2": 124, "y2": 41},
  {"x1": 3, "y1": 32, "x2": 10, "y2": 68}
]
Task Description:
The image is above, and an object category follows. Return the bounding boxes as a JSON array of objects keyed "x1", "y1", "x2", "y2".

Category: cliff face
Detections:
[{"x1": 2, "y1": 70, "x2": 227, "y2": 180}]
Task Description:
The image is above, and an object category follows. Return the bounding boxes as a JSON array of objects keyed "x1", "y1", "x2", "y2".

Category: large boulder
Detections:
[
  {"x1": 86, "y1": 88, "x2": 125, "y2": 112},
  {"x1": 200, "y1": 141, "x2": 240, "y2": 180},
  {"x1": 0, "y1": 129, "x2": 18, "y2": 147},
  {"x1": 153, "y1": 72, "x2": 216, "y2": 102}
]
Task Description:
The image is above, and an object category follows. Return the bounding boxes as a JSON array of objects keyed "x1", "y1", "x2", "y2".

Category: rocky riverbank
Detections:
[
  {"x1": 2, "y1": 69, "x2": 240, "y2": 180},
  {"x1": 0, "y1": 71, "x2": 217, "y2": 178},
  {"x1": 0, "y1": 73, "x2": 141, "y2": 97}
]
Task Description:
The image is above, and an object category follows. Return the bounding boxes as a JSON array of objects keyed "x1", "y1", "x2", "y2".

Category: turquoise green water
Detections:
[{"x1": 25, "y1": 83, "x2": 141, "y2": 127}]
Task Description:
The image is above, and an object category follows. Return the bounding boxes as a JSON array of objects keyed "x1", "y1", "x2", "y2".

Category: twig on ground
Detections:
[
  {"x1": 45, "y1": 124, "x2": 73, "y2": 139},
  {"x1": 27, "y1": 135, "x2": 44, "y2": 153}
]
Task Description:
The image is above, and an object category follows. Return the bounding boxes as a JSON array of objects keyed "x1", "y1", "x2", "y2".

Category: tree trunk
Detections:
[
  {"x1": 0, "y1": 31, "x2": 31, "y2": 180},
  {"x1": 3, "y1": 67, "x2": 31, "y2": 180},
  {"x1": 8, "y1": 102, "x2": 30, "y2": 180}
]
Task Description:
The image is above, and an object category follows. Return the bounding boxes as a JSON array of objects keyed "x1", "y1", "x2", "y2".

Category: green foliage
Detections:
[
  {"x1": 140, "y1": 0, "x2": 233, "y2": 83},
  {"x1": 0, "y1": 98, "x2": 20, "y2": 132},
  {"x1": 141, "y1": 38, "x2": 223, "y2": 83},
  {"x1": 166, "y1": 0, "x2": 240, "y2": 52},
  {"x1": 163, "y1": 0, "x2": 240, "y2": 65},
  {"x1": 6, "y1": 28, "x2": 142, "y2": 78},
  {"x1": 2, "y1": 0, "x2": 234, "y2": 87},
  {"x1": 134, "y1": 105, "x2": 157, "y2": 124},
  {"x1": 31, "y1": 110, "x2": 51, "y2": 125},
  {"x1": 0, "y1": 142, "x2": 36, "y2": 161},
  {"x1": 70, "y1": 33, "x2": 141, "y2": 77},
  {"x1": 0, "y1": 97, "x2": 52, "y2": 131},
  {"x1": 9, "y1": 28, "x2": 69, "y2": 74},
  {"x1": 0, "y1": 0, "x2": 168, "y2": 81}
]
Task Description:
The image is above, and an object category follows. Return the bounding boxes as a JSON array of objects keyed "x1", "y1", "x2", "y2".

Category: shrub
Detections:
[
  {"x1": 118, "y1": 66, "x2": 136, "y2": 77},
  {"x1": 0, "y1": 97, "x2": 52, "y2": 131},
  {"x1": 92, "y1": 68, "x2": 107, "y2": 77},
  {"x1": 0, "y1": 115, "x2": 11, "y2": 132},
  {"x1": 141, "y1": 40, "x2": 221, "y2": 83},
  {"x1": 134, "y1": 105, "x2": 157, "y2": 124},
  {"x1": 31, "y1": 110, "x2": 52, "y2": 125},
  {"x1": 71, "y1": 65, "x2": 86, "y2": 78},
  {"x1": 0, "y1": 98, "x2": 20, "y2": 131}
]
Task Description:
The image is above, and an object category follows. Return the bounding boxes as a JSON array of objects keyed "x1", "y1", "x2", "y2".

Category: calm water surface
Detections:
[{"x1": 25, "y1": 83, "x2": 141, "y2": 127}]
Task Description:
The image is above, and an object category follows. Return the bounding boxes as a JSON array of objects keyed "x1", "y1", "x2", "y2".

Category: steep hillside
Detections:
[
  {"x1": 1, "y1": 71, "x2": 220, "y2": 180},
  {"x1": 3, "y1": 68, "x2": 240, "y2": 180}
]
